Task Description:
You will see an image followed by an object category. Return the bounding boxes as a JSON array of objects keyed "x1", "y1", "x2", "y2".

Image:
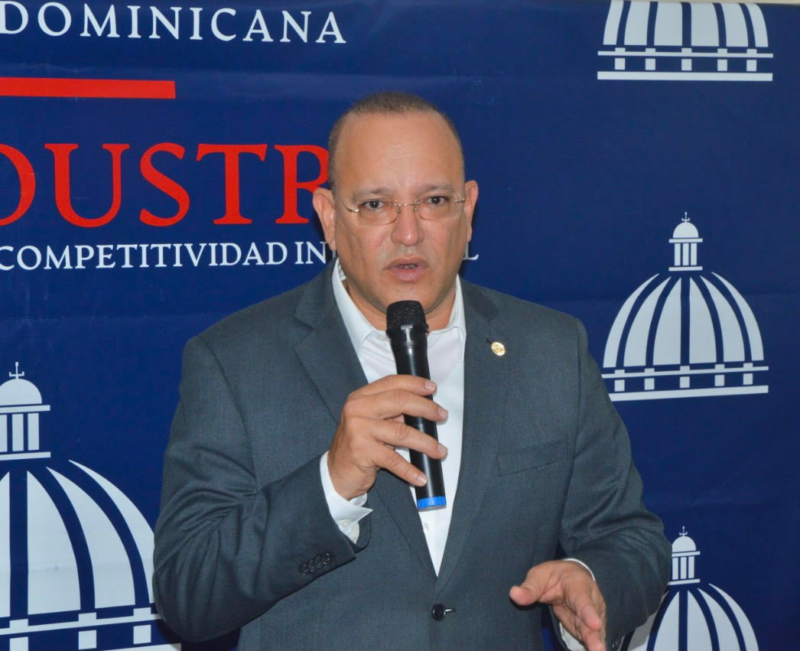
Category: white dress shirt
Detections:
[
  {"x1": 320, "y1": 258, "x2": 465, "y2": 573},
  {"x1": 318, "y1": 260, "x2": 592, "y2": 650}
]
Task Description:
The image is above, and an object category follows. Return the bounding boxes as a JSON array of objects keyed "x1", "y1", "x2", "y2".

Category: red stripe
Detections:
[{"x1": 0, "y1": 77, "x2": 176, "y2": 99}]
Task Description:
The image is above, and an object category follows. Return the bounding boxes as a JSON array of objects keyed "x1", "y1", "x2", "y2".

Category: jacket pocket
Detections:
[{"x1": 496, "y1": 440, "x2": 564, "y2": 476}]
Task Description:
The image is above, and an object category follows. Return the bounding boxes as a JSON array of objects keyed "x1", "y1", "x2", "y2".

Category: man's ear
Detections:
[
  {"x1": 463, "y1": 180, "x2": 479, "y2": 241},
  {"x1": 313, "y1": 188, "x2": 337, "y2": 252}
]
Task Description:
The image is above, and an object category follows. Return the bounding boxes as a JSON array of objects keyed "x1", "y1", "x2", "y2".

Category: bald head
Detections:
[{"x1": 327, "y1": 91, "x2": 464, "y2": 189}]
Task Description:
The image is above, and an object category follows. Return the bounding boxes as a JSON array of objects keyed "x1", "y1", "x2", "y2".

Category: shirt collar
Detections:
[{"x1": 331, "y1": 258, "x2": 466, "y2": 357}]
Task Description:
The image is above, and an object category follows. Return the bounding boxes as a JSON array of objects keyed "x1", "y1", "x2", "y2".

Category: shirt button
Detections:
[
  {"x1": 423, "y1": 523, "x2": 430, "y2": 533},
  {"x1": 340, "y1": 519, "x2": 351, "y2": 528}
]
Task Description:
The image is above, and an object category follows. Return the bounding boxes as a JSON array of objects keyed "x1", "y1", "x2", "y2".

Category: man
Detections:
[{"x1": 154, "y1": 92, "x2": 670, "y2": 651}]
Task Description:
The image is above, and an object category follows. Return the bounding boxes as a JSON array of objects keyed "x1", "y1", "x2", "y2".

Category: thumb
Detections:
[{"x1": 509, "y1": 568, "x2": 547, "y2": 606}]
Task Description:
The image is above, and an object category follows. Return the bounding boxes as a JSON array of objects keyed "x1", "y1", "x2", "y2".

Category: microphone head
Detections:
[{"x1": 386, "y1": 300, "x2": 427, "y2": 331}]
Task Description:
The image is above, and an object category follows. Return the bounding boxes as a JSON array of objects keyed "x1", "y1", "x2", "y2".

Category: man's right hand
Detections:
[{"x1": 327, "y1": 375, "x2": 449, "y2": 500}]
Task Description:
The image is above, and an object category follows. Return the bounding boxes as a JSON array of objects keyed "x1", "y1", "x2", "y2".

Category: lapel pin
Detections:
[{"x1": 490, "y1": 341, "x2": 506, "y2": 357}]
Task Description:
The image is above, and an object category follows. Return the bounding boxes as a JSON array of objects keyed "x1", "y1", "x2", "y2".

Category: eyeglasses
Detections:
[{"x1": 342, "y1": 193, "x2": 466, "y2": 225}]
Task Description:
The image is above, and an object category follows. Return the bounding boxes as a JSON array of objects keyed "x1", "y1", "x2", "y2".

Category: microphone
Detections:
[{"x1": 386, "y1": 300, "x2": 446, "y2": 511}]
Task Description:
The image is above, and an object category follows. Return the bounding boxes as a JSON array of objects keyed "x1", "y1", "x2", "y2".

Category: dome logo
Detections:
[
  {"x1": 0, "y1": 364, "x2": 179, "y2": 651},
  {"x1": 602, "y1": 216, "x2": 768, "y2": 402},
  {"x1": 622, "y1": 528, "x2": 759, "y2": 651},
  {"x1": 598, "y1": 1, "x2": 773, "y2": 82}
]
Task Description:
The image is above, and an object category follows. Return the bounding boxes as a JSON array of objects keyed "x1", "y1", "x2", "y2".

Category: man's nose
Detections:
[{"x1": 390, "y1": 204, "x2": 424, "y2": 246}]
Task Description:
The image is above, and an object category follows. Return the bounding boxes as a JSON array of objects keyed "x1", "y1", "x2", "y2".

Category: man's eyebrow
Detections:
[
  {"x1": 418, "y1": 183, "x2": 456, "y2": 194},
  {"x1": 352, "y1": 187, "x2": 393, "y2": 200},
  {"x1": 351, "y1": 183, "x2": 457, "y2": 200}
]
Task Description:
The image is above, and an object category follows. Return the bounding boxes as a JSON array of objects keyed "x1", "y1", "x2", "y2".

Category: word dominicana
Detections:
[{"x1": 0, "y1": 3, "x2": 347, "y2": 44}]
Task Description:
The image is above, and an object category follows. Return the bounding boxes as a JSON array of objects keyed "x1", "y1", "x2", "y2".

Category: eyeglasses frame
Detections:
[{"x1": 341, "y1": 195, "x2": 467, "y2": 223}]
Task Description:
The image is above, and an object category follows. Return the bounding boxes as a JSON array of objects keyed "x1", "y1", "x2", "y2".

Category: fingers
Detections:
[
  {"x1": 328, "y1": 375, "x2": 449, "y2": 499},
  {"x1": 577, "y1": 620, "x2": 606, "y2": 651},
  {"x1": 337, "y1": 418, "x2": 447, "y2": 490},
  {"x1": 555, "y1": 599, "x2": 605, "y2": 651},
  {"x1": 574, "y1": 596, "x2": 604, "y2": 632},
  {"x1": 558, "y1": 593, "x2": 603, "y2": 633},
  {"x1": 510, "y1": 561, "x2": 607, "y2": 651},
  {"x1": 510, "y1": 560, "x2": 565, "y2": 606},
  {"x1": 375, "y1": 443, "x2": 430, "y2": 487},
  {"x1": 560, "y1": 580, "x2": 607, "y2": 651},
  {"x1": 508, "y1": 585, "x2": 537, "y2": 607},
  {"x1": 380, "y1": 391, "x2": 448, "y2": 425},
  {"x1": 356, "y1": 374, "x2": 437, "y2": 398},
  {"x1": 509, "y1": 571, "x2": 545, "y2": 606},
  {"x1": 374, "y1": 419, "x2": 449, "y2": 456}
]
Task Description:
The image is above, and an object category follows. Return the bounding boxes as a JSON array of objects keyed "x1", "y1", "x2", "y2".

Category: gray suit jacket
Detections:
[{"x1": 154, "y1": 264, "x2": 669, "y2": 650}]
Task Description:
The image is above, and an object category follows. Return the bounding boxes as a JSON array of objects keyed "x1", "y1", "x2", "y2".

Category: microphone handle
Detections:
[
  {"x1": 390, "y1": 330, "x2": 446, "y2": 510},
  {"x1": 405, "y1": 415, "x2": 447, "y2": 510}
]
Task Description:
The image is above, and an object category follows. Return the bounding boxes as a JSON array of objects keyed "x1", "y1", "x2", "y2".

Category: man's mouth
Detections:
[{"x1": 388, "y1": 259, "x2": 428, "y2": 281}]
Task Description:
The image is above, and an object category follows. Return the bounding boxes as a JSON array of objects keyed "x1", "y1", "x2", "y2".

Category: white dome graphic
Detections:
[
  {"x1": 623, "y1": 528, "x2": 759, "y2": 651},
  {"x1": 598, "y1": 1, "x2": 773, "y2": 82},
  {"x1": 0, "y1": 364, "x2": 179, "y2": 651},
  {"x1": 0, "y1": 369, "x2": 42, "y2": 407},
  {"x1": 602, "y1": 216, "x2": 769, "y2": 401}
]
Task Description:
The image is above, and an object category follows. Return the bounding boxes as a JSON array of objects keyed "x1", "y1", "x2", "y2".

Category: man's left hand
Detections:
[{"x1": 509, "y1": 560, "x2": 607, "y2": 651}]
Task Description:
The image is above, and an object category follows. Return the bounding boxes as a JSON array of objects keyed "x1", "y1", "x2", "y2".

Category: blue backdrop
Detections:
[{"x1": 1, "y1": 1, "x2": 797, "y2": 650}]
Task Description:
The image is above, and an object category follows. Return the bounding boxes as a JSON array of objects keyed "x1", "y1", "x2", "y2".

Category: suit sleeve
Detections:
[
  {"x1": 556, "y1": 320, "x2": 670, "y2": 650},
  {"x1": 153, "y1": 335, "x2": 363, "y2": 642}
]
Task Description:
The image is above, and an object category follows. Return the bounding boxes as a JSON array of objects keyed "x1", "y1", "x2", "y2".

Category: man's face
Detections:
[{"x1": 313, "y1": 111, "x2": 478, "y2": 330}]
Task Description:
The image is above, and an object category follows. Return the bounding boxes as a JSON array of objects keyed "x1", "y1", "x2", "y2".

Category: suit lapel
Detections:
[
  {"x1": 293, "y1": 264, "x2": 436, "y2": 576},
  {"x1": 293, "y1": 267, "x2": 367, "y2": 425},
  {"x1": 373, "y1": 470, "x2": 437, "y2": 576},
  {"x1": 435, "y1": 281, "x2": 509, "y2": 593}
]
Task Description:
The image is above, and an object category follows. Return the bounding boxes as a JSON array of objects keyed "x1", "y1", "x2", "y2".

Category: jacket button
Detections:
[
  {"x1": 322, "y1": 553, "x2": 332, "y2": 565},
  {"x1": 431, "y1": 604, "x2": 446, "y2": 621},
  {"x1": 298, "y1": 563, "x2": 308, "y2": 575}
]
